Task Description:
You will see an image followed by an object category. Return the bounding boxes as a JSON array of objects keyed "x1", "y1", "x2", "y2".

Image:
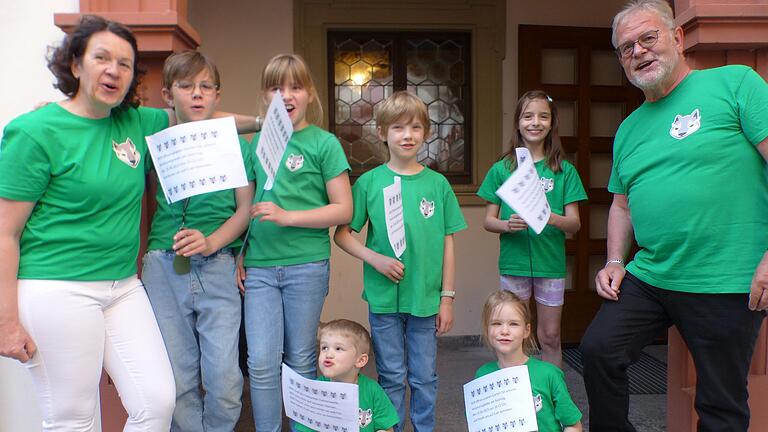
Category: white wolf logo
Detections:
[
  {"x1": 533, "y1": 394, "x2": 543, "y2": 412},
  {"x1": 539, "y1": 177, "x2": 554, "y2": 193},
  {"x1": 419, "y1": 198, "x2": 435, "y2": 219},
  {"x1": 359, "y1": 408, "x2": 373, "y2": 427},
  {"x1": 286, "y1": 153, "x2": 304, "y2": 172},
  {"x1": 112, "y1": 138, "x2": 140, "y2": 168},
  {"x1": 669, "y1": 108, "x2": 701, "y2": 140}
]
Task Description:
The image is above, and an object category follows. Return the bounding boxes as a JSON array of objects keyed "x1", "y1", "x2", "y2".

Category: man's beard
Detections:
[{"x1": 629, "y1": 54, "x2": 679, "y2": 92}]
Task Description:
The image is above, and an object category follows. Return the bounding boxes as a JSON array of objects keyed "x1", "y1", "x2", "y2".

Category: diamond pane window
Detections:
[{"x1": 328, "y1": 31, "x2": 471, "y2": 183}]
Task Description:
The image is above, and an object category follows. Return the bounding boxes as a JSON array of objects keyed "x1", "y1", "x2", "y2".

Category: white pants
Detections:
[{"x1": 18, "y1": 276, "x2": 176, "y2": 432}]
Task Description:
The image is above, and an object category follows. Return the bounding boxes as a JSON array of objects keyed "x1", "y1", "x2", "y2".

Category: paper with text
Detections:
[
  {"x1": 282, "y1": 364, "x2": 359, "y2": 432},
  {"x1": 463, "y1": 365, "x2": 538, "y2": 432},
  {"x1": 383, "y1": 176, "x2": 406, "y2": 258},
  {"x1": 256, "y1": 89, "x2": 293, "y2": 191},
  {"x1": 146, "y1": 116, "x2": 248, "y2": 204},
  {"x1": 495, "y1": 147, "x2": 551, "y2": 234}
]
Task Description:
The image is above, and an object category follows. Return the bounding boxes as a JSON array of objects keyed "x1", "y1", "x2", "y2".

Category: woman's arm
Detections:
[
  {"x1": 251, "y1": 172, "x2": 353, "y2": 228},
  {"x1": 216, "y1": 112, "x2": 262, "y2": 134},
  {"x1": 164, "y1": 109, "x2": 262, "y2": 134},
  {"x1": 547, "y1": 202, "x2": 581, "y2": 234},
  {"x1": 0, "y1": 198, "x2": 37, "y2": 362},
  {"x1": 173, "y1": 181, "x2": 256, "y2": 257}
]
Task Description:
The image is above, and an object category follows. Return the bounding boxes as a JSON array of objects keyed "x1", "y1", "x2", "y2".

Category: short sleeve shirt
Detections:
[
  {"x1": 475, "y1": 359, "x2": 582, "y2": 431},
  {"x1": 0, "y1": 103, "x2": 168, "y2": 280},
  {"x1": 294, "y1": 374, "x2": 400, "y2": 432},
  {"x1": 350, "y1": 165, "x2": 467, "y2": 316},
  {"x1": 477, "y1": 158, "x2": 587, "y2": 278},
  {"x1": 609, "y1": 66, "x2": 768, "y2": 293},
  {"x1": 244, "y1": 125, "x2": 350, "y2": 266},
  {"x1": 148, "y1": 137, "x2": 255, "y2": 251}
]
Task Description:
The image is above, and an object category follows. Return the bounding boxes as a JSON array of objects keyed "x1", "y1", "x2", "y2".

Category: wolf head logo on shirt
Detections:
[
  {"x1": 112, "y1": 138, "x2": 140, "y2": 168},
  {"x1": 539, "y1": 177, "x2": 554, "y2": 193},
  {"x1": 286, "y1": 153, "x2": 304, "y2": 172},
  {"x1": 669, "y1": 108, "x2": 701, "y2": 140},
  {"x1": 533, "y1": 394, "x2": 543, "y2": 412},
  {"x1": 420, "y1": 198, "x2": 435, "y2": 218},
  {"x1": 359, "y1": 408, "x2": 373, "y2": 427}
]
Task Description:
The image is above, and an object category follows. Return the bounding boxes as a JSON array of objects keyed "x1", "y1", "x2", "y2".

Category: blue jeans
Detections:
[
  {"x1": 142, "y1": 249, "x2": 243, "y2": 432},
  {"x1": 368, "y1": 311, "x2": 438, "y2": 432},
  {"x1": 244, "y1": 260, "x2": 330, "y2": 432}
]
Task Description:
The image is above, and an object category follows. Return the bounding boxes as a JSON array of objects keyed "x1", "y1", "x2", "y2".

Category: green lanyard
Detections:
[{"x1": 172, "y1": 198, "x2": 191, "y2": 274}]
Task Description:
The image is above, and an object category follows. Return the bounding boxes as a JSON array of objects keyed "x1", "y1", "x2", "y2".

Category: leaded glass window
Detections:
[{"x1": 328, "y1": 32, "x2": 471, "y2": 184}]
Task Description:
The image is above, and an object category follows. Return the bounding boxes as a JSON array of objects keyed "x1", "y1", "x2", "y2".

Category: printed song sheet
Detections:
[
  {"x1": 494, "y1": 147, "x2": 551, "y2": 234},
  {"x1": 463, "y1": 365, "x2": 538, "y2": 432},
  {"x1": 146, "y1": 116, "x2": 248, "y2": 204},
  {"x1": 383, "y1": 176, "x2": 406, "y2": 258},
  {"x1": 282, "y1": 364, "x2": 360, "y2": 432},
  {"x1": 256, "y1": 89, "x2": 293, "y2": 190}
]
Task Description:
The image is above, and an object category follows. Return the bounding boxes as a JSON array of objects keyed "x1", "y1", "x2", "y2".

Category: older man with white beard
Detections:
[{"x1": 579, "y1": 1, "x2": 768, "y2": 431}]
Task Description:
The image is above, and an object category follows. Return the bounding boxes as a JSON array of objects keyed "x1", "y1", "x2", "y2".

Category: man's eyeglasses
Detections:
[
  {"x1": 173, "y1": 81, "x2": 218, "y2": 95},
  {"x1": 615, "y1": 30, "x2": 660, "y2": 59}
]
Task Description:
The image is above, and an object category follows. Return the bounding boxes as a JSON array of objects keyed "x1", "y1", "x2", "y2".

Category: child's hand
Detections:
[
  {"x1": 236, "y1": 255, "x2": 246, "y2": 295},
  {"x1": 173, "y1": 228, "x2": 214, "y2": 257},
  {"x1": 436, "y1": 298, "x2": 454, "y2": 335},
  {"x1": 251, "y1": 202, "x2": 293, "y2": 226},
  {"x1": 369, "y1": 253, "x2": 405, "y2": 283},
  {"x1": 506, "y1": 215, "x2": 528, "y2": 233}
]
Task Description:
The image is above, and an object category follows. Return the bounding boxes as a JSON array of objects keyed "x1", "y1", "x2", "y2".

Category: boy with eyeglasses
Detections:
[{"x1": 141, "y1": 50, "x2": 256, "y2": 432}]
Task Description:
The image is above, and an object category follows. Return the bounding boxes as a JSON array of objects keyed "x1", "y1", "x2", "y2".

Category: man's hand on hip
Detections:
[
  {"x1": 749, "y1": 251, "x2": 768, "y2": 311},
  {"x1": 596, "y1": 262, "x2": 625, "y2": 301}
]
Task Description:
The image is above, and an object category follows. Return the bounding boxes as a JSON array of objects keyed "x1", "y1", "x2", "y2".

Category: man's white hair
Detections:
[{"x1": 612, "y1": 0, "x2": 676, "y2": 47}]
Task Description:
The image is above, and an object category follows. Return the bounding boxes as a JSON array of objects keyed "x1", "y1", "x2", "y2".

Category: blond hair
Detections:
[
  {"x1": 162, "y1": 50, "x2": 220, "y2": 90},
  {"x1": 481, "y1": 290, "x2": 538, "y2": 356},
  {"x1": 261, "y1": 53, "x2": 323, "y2": 126},
  {"x1": 375, "y1": 90, "x2": 431, "y2": 139},
  {"x1": 318, "y1": 319, "x2": 372, "y2": 355}
]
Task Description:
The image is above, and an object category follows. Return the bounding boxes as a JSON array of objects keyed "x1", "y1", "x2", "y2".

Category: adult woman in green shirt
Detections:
[{"x1": 0, "y1": 15, "x2": 177, "y2": 431}]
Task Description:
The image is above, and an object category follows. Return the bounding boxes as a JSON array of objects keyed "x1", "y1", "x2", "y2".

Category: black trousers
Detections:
[{"x1": 580, "y1": 272, "x2": 765, "y2": 432}]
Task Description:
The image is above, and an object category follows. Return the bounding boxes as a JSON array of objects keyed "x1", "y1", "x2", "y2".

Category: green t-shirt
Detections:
[
  {"x1": 294, "y1": 373, "x2": 400, "y2": 432},
  {"x1": 350, "y1": 164, "x2": 467, "y2": 316},
  {"x1": 475, "y1": 358, "x2": 582, "y2": 432},
  {"x1": 609, "y1": 65, "x2": 768, "y2": 293},
  {"x1": 244, "y1": 125, "x2": 350, "y2": 266},
  {"x1": 147, "y1": 137, "x2": 255, "y2": 251},
  {"x1": 0, "y1": 103, "x2": 168, "y2": 280},
  {"x1": 477, "y1": 158, "x2": 587, "y2": 278}
]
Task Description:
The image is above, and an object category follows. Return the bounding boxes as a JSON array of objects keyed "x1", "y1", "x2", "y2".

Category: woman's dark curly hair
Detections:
[{"x1": 47, "y1": 15, "x2": 144, "y2": 109}]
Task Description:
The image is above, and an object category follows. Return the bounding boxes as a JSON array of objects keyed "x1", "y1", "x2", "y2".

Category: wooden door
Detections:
[{"x1": 518, "y1": 25, "x2": 643, "y2": 344}]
